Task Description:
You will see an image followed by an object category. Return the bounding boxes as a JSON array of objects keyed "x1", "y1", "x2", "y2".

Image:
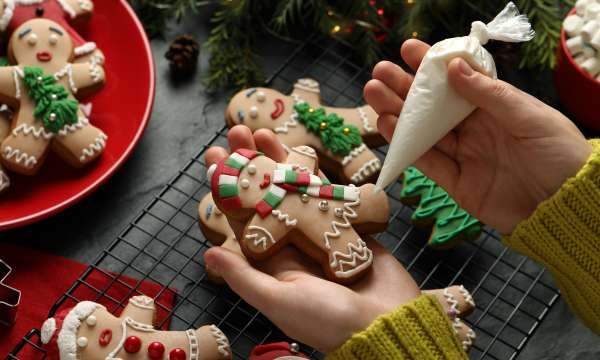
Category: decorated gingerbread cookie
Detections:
[
  {"x1": 208, "y1": 145, "x2": 389, "y2": 284},
  {"x1": 0, "y1": 0, "x2": 104, "y2": 65},
  {"x1": 400, "y1": 167, "x2": 482, "y2": 249},
  {"x1": 198, "y1": 192, "x2": 241, "y2": 281},
  {"x1": 0, "y1": 18, "x2": 106, "y2": 175},
  {"x1": 423, "y1": 286, "x2": 477, "y2": 351},
  {"x1": 226, "y1": 79, "x2": 384, "y2": 185},
  {"x1": 0, "y1": 105, "x2": 10, "y2": 193},
  {"x1": 40, "y1": 295, "x2": 231, "y2": 360}
]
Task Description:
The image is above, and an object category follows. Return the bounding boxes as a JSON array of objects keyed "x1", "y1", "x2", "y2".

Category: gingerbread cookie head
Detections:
[
  {"x1": 208, "y1": 147, "x2": 389, "y2": 283},
  {"x1": 225, "y1": 87, "x2": 291, "y2": 132},
  {"x1": 40, "y1": 296, "x2": 231, "y2": 360},
  {"x1": 9, "y1": 18, "x2": 73, "y2": 68}
]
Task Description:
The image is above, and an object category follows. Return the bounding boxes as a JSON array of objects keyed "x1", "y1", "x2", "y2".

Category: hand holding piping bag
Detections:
[{"x1": 375, "y1": 2, "x2": 535, "y2": 192}]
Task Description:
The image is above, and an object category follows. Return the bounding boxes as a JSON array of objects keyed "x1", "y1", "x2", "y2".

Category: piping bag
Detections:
[{"x1": 374, "y1": 2, "x2": 534, "y2": 192}]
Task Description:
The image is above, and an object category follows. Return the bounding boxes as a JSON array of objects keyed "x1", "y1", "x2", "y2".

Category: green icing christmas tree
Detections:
[{"x1": 400, "y1": 167, "x2": 482, "y2": 248}]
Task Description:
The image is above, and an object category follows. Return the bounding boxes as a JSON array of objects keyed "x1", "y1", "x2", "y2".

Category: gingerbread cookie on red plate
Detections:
[
  {"x1": 208, "y1": 145, "x2": 389, "y2": 284},
  {"x1": 40, "y1": 295, "x2": 231, "y2": 360},
  {"x1": 0, "y1": 0, "x2": 104, "y2": 65},
  {"x1": 0, "y1": 18, "x2": 106, "y2": 175},
  {"x1": 226, "y1": 79, "x2": 384, "y2": 185}
]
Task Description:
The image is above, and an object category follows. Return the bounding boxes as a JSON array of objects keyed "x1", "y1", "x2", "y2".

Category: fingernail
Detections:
[{"x1": 458, "y1": 59, "x2": 474, "y2": 76}]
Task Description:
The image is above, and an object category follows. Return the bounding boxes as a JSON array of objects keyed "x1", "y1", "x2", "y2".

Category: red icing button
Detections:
[
  {"x1": 98, "y1": 329, "x2": 112, "y2": 347},
  {"x1": 169, "y1": 348, "x2": 187, "y2": 360},
  {"x1": 148, "y1": 341, "x2": 165, "y2": 359},
  {"x1": 124, "y1": 336, "x2": 142, "y2": 353}
]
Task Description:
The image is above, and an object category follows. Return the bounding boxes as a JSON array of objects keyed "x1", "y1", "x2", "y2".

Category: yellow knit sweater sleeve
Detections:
[
  {"x1": 326, "y1": 294, "x2": 468, "y2": 360},
  {"x1": 504, "y1": 139, "x2": 600, "y2": 334}
]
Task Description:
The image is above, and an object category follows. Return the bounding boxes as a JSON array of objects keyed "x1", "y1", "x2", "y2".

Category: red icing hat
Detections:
[
  {"x1": 249, "y1": 342, "x2": 310, "y2": 360},
  {"x1": 1, "y1": 0, "x2": 93, "y2": 53},
  {"x1": 40, "y1": 301, "x2": 102, "y2": 360}
]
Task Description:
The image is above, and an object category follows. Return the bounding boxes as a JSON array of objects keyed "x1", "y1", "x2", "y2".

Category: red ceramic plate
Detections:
[{"x1": 0, "y1": 0, "x2": 155, "y2": 230}]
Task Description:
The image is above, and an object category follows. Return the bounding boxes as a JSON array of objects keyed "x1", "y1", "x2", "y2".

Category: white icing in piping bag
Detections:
[{"x1": 374, "y1": 2, "x2": 534, "y2": 192}]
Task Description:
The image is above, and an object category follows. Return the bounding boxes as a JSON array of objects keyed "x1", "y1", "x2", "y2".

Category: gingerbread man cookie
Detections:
[
  {"x1": 0, "y1": 105, "x2": 10, "y2": 192},
  {"x1": 423, "y1": 285, "x2": 477, "y2": 351},
  {"x1": 208, "y1": 145, "x2": 389, "y2": 284},
  {"x1": 0, "y1": 0, "x2": 104, "y2": 65},
  {"x1": 40, "y1": 295, "x2": 232, "y2": 360},
  {"x1": 400, "y1": 167, "x2": 482, "y2": 249},
  {"x1": 0, "y1": 18, "x2": 106, "y2": 175},
  {"x1": 226, "y1": 79, "x2": 384, "y2": 185}
]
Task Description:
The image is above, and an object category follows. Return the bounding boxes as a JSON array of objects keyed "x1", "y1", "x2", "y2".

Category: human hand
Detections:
[
  {"x1": 203, "y1": 125, "x2": 421, "y2": 352},
  {"x1": 364, "y1": 40, "x2": 593, "y2": 234}
]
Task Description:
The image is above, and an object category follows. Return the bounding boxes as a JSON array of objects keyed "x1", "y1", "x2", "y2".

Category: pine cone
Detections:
[{"x1": 165, "y1": 34, "x2": 200, "y2": 76}]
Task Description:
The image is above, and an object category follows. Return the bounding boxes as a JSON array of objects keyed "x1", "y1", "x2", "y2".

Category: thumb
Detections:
[
  {"x1": 204, "y1": 247, "x2": 282, "y2": 309},
  {"x1": 448, "y1": 58, "x2": 527, "y2": 123}
]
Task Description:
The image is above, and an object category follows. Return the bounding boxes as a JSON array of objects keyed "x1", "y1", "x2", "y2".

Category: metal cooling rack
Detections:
[{"x1": 8, "y1": 35, "x2": 560, "y2": 360}]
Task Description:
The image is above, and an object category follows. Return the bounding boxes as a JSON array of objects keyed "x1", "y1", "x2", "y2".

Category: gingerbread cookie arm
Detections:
[
  {"x1": 119, "y1": 295, "x2": 157, "y2": 326},
  {"x1": 242, "y1": 211, "x2": 293, "y2": 258},
  {"x1": 0, "y1": 66, "x2": 19, "y2": 102},
  {"x1": 70, "y1": 62, "x2": 105, "y2": 94},
  {"x1": 284, "y1": 145, "x2": 319, "y2": 174},
  {"x1": 290, "y1": 78, "x2": 322, "y2": 105}
]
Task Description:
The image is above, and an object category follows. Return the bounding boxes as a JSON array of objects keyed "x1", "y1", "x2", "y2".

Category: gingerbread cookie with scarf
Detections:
[
  {"x1": 226, "y1": 79, "x2": 384, "y2": 185},
  {"x1": 208, "y1": 145, "x2": 389, "y2": 284},
  {"x1": 401, "y1": 167, "x2": 482, "y2": 249},
  {"x1": 0, "y1": 18, "x2": 106, "y2": 175},
  {"x1": 0, "y1": 0, "x2": 104, "y2": 65},
  {"x1": 40, "y1": 295, "x2": 231, "y2": 360}
]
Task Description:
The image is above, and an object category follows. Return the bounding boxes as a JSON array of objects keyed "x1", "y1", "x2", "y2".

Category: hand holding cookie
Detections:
[
  {"x1": 202, "y1": 125, "x2": 422, "y2": 352},
  {"x1": 365, "y1": 39, "x2": 592, "y2": 234}
]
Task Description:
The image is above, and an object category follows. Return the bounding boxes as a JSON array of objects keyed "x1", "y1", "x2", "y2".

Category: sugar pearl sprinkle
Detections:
[
  {"x1": 77, "y1": 337, "x2": 88, "y2": 348},
  {"x1": 564, "y1": 0, "x2": 600, "y2": 79}
]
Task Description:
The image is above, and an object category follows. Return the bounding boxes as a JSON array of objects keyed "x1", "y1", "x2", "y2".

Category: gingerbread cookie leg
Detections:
[{"x1": 424, "y1": 286, "x2": 477, "y2": 351}]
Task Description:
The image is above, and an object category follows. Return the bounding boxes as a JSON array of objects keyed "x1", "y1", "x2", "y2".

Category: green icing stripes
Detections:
[
  {"x1": 333, "y1": 186, "x2": 345, "y2": 200},
  {"x1": 263, "y1": 191, "x2": 283, "y2": 208},
  {"x1": 401, "y1": 167, "x2": 482, "y2": 247},
  {"x1": 224, "y1": 157, "x2": 244, "y2": 169},
  {"x1": 219, "y1": 184, "x2": 238, "y2": 197}
]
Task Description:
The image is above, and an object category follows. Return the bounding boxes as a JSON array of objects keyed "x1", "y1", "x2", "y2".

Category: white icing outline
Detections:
[
  {"x1": 79, "y1": 132, "x2": 107, "y2": 162},
  {"x1": 329, "y1": 238, "x2": 373, "y2": 278},
  {"x1": 57, "y1": 301, "x2": 102, "y2": 360},
  {"x1": 341, "y1": 143, "x2": 366, "y2": 166},
  {"x1": 106, "y1": 317, "x2": 156, "y2": 360},
  {"x1": 40, "y1": 317, "x2": 56, "y2": 344},
  {"x1": 186, "y1": 329, "x2": 199, "y2": 360},
  {"x1": 271, "y1": 210, "x2": 298, "y2": 226},
  {"x1": 3, "y1": 145, "x2": 37, "y2": 167},
  {"x1": 350, "y1": 158, "x2": 380, "y2": 183},
  {"x1": 293, "y1": 78, "x2": 320, "y2": 93},
  {"x1": 290, "y1": 145, "x2": 317, "y2": 159},
  {"x1": 77, "y1": 0, "x2": 92, "y2": 11},
  {"x1": 357, "y1": 106, "x2": 374, "y2": 133},
  {"x1": 245, "y1": 225, "x2": 275, "y2": 250},
  {"x1": 12, "y1": 123, "x2": 53, "y2": 139},
  {"x1": 460, "y1": 285, "x2": 475, "y2": 307},
  {"x1": 74, "y1": 41, "x2": 96, "y2": 57},
  {"x1": 323, "y1": 197, "x2": 360, "y2": 249},
  {"x1": 58, "y1": 117, "x2": 89, "y2": 136},
  {"x1": 128, "y1": 295, "x2": 154, "y2": 310},
  {"x1": 210, "y1": 324, "x2": 230, "y2": 358},
  {"x1": 56, "y1": 0, "x2": 76, "y2": 18},
  {"x1": 88, "y1": 61, "x2": 102, "y2": 82},
  {"x1": 444, "y1": 287, "x2": 460, "y2": 315},
  {"x1": 54, "y1": 64, "x2": 78, "y2": 93}
]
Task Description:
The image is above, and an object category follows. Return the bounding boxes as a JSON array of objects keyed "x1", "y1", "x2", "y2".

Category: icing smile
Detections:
[
  {"x1": 36, "y1": 51, "x2": 52, "y2": 62},
  {"x1": 271, "y1": 99, "x2": 285, "y2": 119}
]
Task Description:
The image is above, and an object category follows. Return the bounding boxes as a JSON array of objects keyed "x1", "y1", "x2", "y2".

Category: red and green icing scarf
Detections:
[{"x1": 211, "y1": 150, "x2": 360, "y2": 218}]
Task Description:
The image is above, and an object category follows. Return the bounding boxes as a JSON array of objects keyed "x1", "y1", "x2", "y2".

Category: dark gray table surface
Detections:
[{"x1": 1, "y1": 11, "x2": 599, "y2": 359}]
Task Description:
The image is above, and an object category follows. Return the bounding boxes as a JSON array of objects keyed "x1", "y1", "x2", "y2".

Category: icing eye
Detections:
[
  {"x1": 240, "y1": 179, "x2": 250, "y2": 189},
  {"x1": 249, "y1": 106, "x2": 258, "y2": 119},
  {"x1": 85, "y1": 315, "x2": 97, "y2": 326},
  {"x1": 256, "y1": 91, "x2": 266, "y2": 102},
  {"x1": 27, "y1": 33, "x2": 38, "y2": 46},
  {"x1": 247, "y1": 164, "x2": 257, "y2": 175},
  {"x1": 49, "y1": 33, "x2": 59, "y2": 45}
]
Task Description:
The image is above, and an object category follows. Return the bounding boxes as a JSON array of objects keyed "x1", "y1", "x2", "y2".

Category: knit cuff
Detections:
[
  {"x1": 326, "y1": 294, "x2": 468, "y2": 360},
  {"x1": 504, "y1": 139, "x2": 600, "y2": 334}
]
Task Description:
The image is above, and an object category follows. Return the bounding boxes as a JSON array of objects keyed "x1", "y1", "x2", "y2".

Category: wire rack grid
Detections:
[{"x1": 9, "y1": 35, "x2": 560, "y2": 360}]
